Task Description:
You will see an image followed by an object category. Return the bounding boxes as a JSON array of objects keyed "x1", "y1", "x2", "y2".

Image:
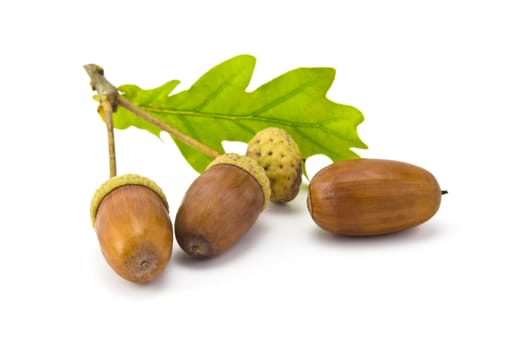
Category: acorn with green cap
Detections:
[
  {"x1": 175, "y1": 153, "x2": 271, "y2": 258},
  {"x1": 91, "y1": 174, "x2": 173, "y2": 283},
  {"x1": 85, "y1": 64, "x2": 175, "y2": 283}
]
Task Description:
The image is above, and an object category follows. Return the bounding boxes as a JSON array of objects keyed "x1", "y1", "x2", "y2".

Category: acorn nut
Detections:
[
  {"x1": 246, "y1": 127, "x2": 302, "y2": 203},
  {"x1": 91, "y1": 174, "x2": 173, "y2": 283},
  {"x1": 175, "y1": 153, "x2": 270, "y2": 258},
  {"x1": 307, "y1": 158, "x2": 444, "y2": 236}
]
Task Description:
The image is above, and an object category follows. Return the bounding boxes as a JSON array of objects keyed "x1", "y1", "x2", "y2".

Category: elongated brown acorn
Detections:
[
  {"x1": 175, "y1": 153, "x2": 271, "y2": 258},
  {"x1": 307, "y1": 159, "x2": 444, "y2": 236},
  {"x1": 90, "y1": 174, "x2": 173, "y2": 283}
]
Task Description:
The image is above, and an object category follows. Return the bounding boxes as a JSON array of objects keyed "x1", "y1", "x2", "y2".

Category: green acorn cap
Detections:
[
  {"x1": 207, "y1": 153, "x2": 271, "y2": 208},
  {"x1": 90, "y1": 174, "x2": 169, "y2": 227}
]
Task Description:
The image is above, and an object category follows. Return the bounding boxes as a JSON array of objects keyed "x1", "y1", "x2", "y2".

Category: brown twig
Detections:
[
  {"x1": 83, "y1": 64, "x2": 221, "y2": 162},
  {"x1": 84, "y1": 64, "x2": 118, "y2": 177},
  {"x1": 100, "y1": 100, "x2": 117, "y2": 177}
]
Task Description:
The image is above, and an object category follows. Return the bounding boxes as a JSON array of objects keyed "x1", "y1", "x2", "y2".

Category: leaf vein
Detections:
[
  {"x1": 193, "y1": 72, "x2": 237, "y2": 111},
  {"x1": 250, "y1": 79, "x2": 316, "y2": 115}
]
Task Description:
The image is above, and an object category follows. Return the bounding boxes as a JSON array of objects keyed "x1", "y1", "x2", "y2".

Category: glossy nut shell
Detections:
[
  {"x1": 307, "y1": 158, "x2": 442, "y2": 236},
  {"x1": 93, "y1": 182, "x2": 173, "y2": 283},
  {"x1": 175, "y1": 163, "x2": 265, "y2": 258}
]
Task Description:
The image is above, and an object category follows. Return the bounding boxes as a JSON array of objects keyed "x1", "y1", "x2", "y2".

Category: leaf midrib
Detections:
[
  {"x1": 144, "y1": 106, "x2": 355, "y2": 150},
  {"x1": 142, "y1": 107, "x2": 349, "y2": 128}
]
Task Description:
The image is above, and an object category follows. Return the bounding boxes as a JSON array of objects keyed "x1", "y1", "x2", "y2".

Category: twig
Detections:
[
  {"x1": 100, "y1": 100, "x2": 117, "y2": 177},
  {"x1": 83, "y1": 64, "x2": 221, "y2": 161},
  {"x1": 84, "y1": 64, "x2": 117, "y2": 177}
]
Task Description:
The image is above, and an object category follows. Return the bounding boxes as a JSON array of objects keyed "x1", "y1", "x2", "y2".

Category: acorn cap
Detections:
[
  {"x1": 246, "y1": 127, "x2": 302, "y2": 203},
  {"x1": 90, "y1": 174, "x2": 169, "y2": 227},
  {"x1": 207, "y1": 153, "x2": 271, "y2": 208}
]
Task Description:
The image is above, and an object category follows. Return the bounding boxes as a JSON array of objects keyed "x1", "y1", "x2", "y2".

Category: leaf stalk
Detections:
[{"x1": 116, "y1": 95, "x2": 221, "y2": 159}]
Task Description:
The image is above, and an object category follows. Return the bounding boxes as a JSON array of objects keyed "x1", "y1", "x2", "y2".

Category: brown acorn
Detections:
[
  {"x1": 307, "y1": 158, "x2": 445, "y2": 236},
  {"x1": 175, "y1": 153, "x2": 271, "y2": 258},
  {"x1": 90, "y1": 174, "x2": 173, "y2": 283}
]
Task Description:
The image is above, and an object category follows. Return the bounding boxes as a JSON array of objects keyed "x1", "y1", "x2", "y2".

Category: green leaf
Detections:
[{"x1": 112, "y1": 54, "x2": 367, "y2": 175}]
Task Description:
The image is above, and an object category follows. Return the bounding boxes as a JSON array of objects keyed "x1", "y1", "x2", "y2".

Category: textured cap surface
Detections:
[
  {"x1": 207, "y1": 153, "x2": 271, "y2": 208},
  {"x1": 246, "y1": 127, "x2": 302, "y2": 203},
  {"x1": 90, "y1": 174, "x2": 169, "y2": 227}
]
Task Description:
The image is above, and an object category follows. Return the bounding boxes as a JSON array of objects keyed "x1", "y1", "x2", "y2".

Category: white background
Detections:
[{"x1": 1, "y1": 1, "x2": 524, "y2": 349}]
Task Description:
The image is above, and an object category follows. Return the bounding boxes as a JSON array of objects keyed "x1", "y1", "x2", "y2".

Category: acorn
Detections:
[
  {"x1": 246, "y1": 127, "x2": 302, "y2": 203},
  {"x1": 175, "y1": 153, "x2": 271, "y2": 258},
  {"x1": 307, "y1": 158, "x2": 445, "y2": 236},
  {"x1": 90, "y1": 174, "x2": 173, "y2": 283}
]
